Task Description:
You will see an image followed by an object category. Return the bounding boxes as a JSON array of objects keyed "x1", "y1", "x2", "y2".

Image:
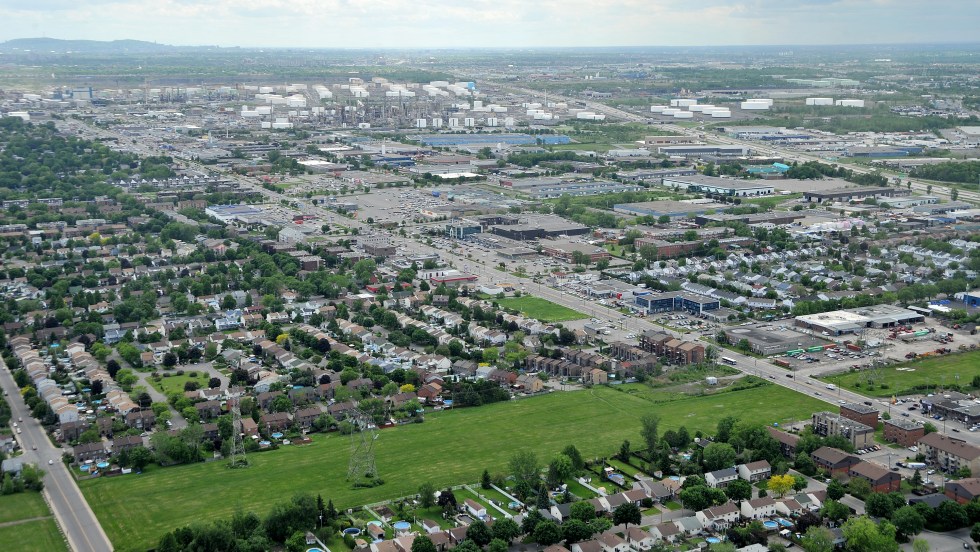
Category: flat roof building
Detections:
[
  {"x1": 723, "y1": 324, "x2": 827, "y2": 356},
  {"x1": 613, "y1": 200, "x2": 729, "y2": 219},
  {"x1": 658, "y1": 145, "x2": 749, "y2": 157},
  {"x1": 794, "y1": 305, "x2": 924, "y2": 336},
  {"x1": 811, "y1": 412, "x2": 874, "y2": 449},
  {"x1": 662, "y1": 175, "x2": 774, "y2": 197},
  {"x1": 803, "y1": 186, "x2": 911, "y2": 203}
]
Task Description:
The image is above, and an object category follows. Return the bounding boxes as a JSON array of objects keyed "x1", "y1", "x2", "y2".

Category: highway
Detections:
[{"x1": 1, "y1": 358, "x2": 114, "y2": 552}]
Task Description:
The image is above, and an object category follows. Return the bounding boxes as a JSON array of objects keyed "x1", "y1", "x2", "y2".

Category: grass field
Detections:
[
  {"x1": 820, "y1": 350, "x2": 980, "y2": 397},
  {"x1": 0, "y1": 492, "x2": 51, "y2": 524},
  {"x1": 495, "y1": 296, "x2": 586, "y2": 323},
  {"x1": 80, "y1": 384, "x2": 826, "y2": 551},
  {"x1": 0, "y1": 518, "x2": 68, "y2": 552},
  {"x1": 0, "y1": 492, "x2": 68, "y2": 552},
  {"x1": 149, "y1": 372, "x2": 209, "y2": 396}
]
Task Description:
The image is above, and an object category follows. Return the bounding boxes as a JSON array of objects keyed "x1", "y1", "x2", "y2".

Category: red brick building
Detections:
[
  {"x1": 839, "y1": 403, "x2": 879, "y2": 429},
  {"x1": 882, "y1": 418, "x2": 925, "y2": 448}
]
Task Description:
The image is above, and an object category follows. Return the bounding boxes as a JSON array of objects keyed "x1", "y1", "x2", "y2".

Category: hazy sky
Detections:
[{"x1": 1, "y1": 0, "x2": 978, "y2": 48}]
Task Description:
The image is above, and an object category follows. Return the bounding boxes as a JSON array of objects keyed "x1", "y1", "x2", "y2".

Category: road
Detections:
[{"x1": 1, "y1": 359, "x2": 114, "y2": 552}]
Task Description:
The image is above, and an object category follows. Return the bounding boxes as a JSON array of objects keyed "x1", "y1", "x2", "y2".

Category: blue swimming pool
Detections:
[
  {"x1": 777, "y1": 518, "x2": 794, "y2": 528},
  {"x1": 393, "y1": 521, "x2": 411, "y2": 531},
  {"x1": 706, "y1": 537, "x2": 721, "y2": 544},
  {"x1": 763, "y1": 521, "x2": 779, "y2": 530}
]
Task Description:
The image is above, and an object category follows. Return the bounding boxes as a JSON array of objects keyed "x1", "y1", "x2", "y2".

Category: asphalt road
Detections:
[{"x1": 1, "y1": 358, "x2": 114, "y2": 552}]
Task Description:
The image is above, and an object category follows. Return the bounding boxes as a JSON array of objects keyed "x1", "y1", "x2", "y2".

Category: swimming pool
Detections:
[
  {"x1": 777, "y1": 518, "x2": 794, "y2": 528},
  {"x1": 706, "y1": 537, "x2": 721, "y2": 544},
  {"x1": 762, "y1": 521, "x2": 779, "y2": 530}
]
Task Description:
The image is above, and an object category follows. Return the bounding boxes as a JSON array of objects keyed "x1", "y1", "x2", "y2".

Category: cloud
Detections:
[{"x1": 0, "y1": 0, "x2": 977, "y2": 47}]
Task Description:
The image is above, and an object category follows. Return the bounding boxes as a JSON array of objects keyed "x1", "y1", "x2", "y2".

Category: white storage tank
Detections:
[
  {"x1": 486, "y1": 117, "x2": 499, "y2": 127},
  {"x1": 671, "y1": 99, "x2": 697, "y2": 107},
  {"x1": 836, "y1": 99, "x2": 865, "y2": 107},
  {"x1": 710, "y1": 110, "x2": 732, "y2": 118},
  {"x1": 416, "y1": 119, "x2": 427, "y2": 129},
  {"x1": 431, "y1": 117, "x2": 443, "y2": 128},
  {"x1": 449, "y1": 117, "x2": 460, "y2": 128},
  {"x1": 662, "y1": 108, "x2": 680, "y2": 116},
  {"x1": 740, "y1": 101, "x2": 770, "y2": 110},
  {"x1": 806, "y1": 97, "x2": 834, "y2": 106},
  {"x1": 464, "y1": 117, "x2": 476, "y2": 127},
  {"x1": 650, "y1": 105, "x2": 667, "y2": 113},
  {"x1": 689, "y1": 104, "x2": 714, "y2": 112},
  {"x1": 673, "y1": 111, "x2": 694, "y2": 119}
]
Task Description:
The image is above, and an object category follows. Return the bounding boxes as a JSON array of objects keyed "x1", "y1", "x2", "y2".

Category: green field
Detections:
[
  {"x1": 0, "y1": 492, "x2": 68, "y2": 552},
  {"x1": 80, "y1": 384, "x2": 825, "y2": 551},
  {"x1": 0, "y1": 492, "x2": 51, "y2": 524},
  {"x1": 495, "y1": 296, "x2": 586, "y2": 322},
  {"x1": 149, "y1": 372, "x2": 209, "y2": 396},
  {"x1": 821, "y1": 350, "x2": 980, "y2": 397}
]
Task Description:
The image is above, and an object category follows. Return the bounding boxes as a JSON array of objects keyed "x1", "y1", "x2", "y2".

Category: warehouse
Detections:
[
  {"x1": 489, "y1": 214, "x2": 590, "y2": 241},
  {"x1": 538, "y1": 239, "x2": 611, "y2": 263},
  {"x1": 658, "y1": 145, "x2": 750, "y2": 157},
  {"x1": 662, "y1": 175, "x2": 775, "y2": 197},
  {"x1": 613, "y1": 200, "x2": 729, "y2": 219},
  {"x1": 409, "y1": 133, "x2": 571, "y2": 147},
  {"x1": 794, "y1": 305, "x2": 925, "y2": 336},
  {"x1": 519, "y1": 180, "x2": 643, "y2": 199},
  {"x1": 803, "y1": 186, "x2": 911, "y2": 203},
  {"x1": 724, "y1": 324, "x2": 827, "y2": 355}
]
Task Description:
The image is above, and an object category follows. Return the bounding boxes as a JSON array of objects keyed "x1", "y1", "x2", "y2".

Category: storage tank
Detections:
[
  {"x1": 431, "y1": 117, "x2": 443, "y2": 128},
  {"x1": 416, "y1": 119, "x2": 427, "y2": 128},
  {"x1": 448, "y1": 117, "x2": 460, "y2": 128},
  {"x1": 464, "y1": 117, "x2": 476, "y2": 127},
  {"x1": 486, "y1": 117, "x2": 499, "y2": 127},
  {"x1": 650, "y1": 105, "x2": 667, "y2": 113},
  {"x1": 806, "y1": 97, "x2": 834, "y2": 106},
  {"x1": 836, "y1": 99, "x2": 865, "y2": 107},
  {"x1": 673, "y1": 111, "x2": 694, "y2": 119},
  {"x1": 662, "y1": 108, "x2": 680, "y2": 116},
  {"x1": 671, "y1": 99, "x2": 697, "y2": 107},
  {"x1": 710, "y1": 110, "x2": 732, "y2": 118},
  {"x1": 740, "y1": 101, "x2": 770, "y2": 110}
]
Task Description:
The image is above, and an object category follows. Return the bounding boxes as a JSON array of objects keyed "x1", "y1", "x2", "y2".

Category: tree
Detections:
[
  {"x1": 848, "y1": 476, "x2": 872, "y2": 499},
  {"x1": 491, "y1": 518, "x2": 520, "y2": 544},
  {"x1": 162, "y1": 352, "x2": 177, "y2": 367},
  {"x1": 910, "y1": 469, "x2": 923, "y2": 489},
  {"x1": 826, "y1": 478, "x2": 846, "y2": 501},
  {"x1": 532, "y1": 520, "x2": 562, "y2": 546},
  {"x1": 509, "y1": 451, "x2": 540, "y2": 500},
  {"x1": 703, "y1": 442, "x2": 737, "y2": 471},
  {"x1": 488, "y1": 539, "x2": 508, "y2": 552},
  {"x1": 892, "y1": 506, "x2": 925, "y2": 538},
  {"x1": 466, "y1": 520, "x2": 493, "y2": 547},
  {"x1": 562, "y1": 444, "x2": 584, "y2": 472},
  {"x1": 547, "y1": 454, "x2": 573, "y2": 487},
  {"x1": 972, "y1": 522, "x2": 980, "y2": 545},
  {"x1": 716, "y1": 416, "x2": 739, "y2": 443},
  {"x1": 821, "y1": 499, "x2": 850, "y2": 523},
  {"x1": 612, "y1": 502, "x2": 641, "y2": 530},
  {"x1": 561, "y1": 519, "x2": 594, "y2": 544},
  {"x1": 481, "y1": 469, "x2": 492, "y2": 490},
  {"x1": 935, "y1": 500, "x2": 969, "y2": 531},
  {"x1": 841, "y1": 516, "x2": 899, "y2": 552},
  {"x1": 725, "y1": 479, "x2": 753, "y2": 502},
  {"x1": 800, "y1": 526, "x2": 834, "y2": 552},
  {"x1": 618, "y1": 440, "x2": 631, "y2": 462},
  {"x1": 419, "y1": 482, "x2": 436, "y2": 508},
  {"x1": 866, "y1": 492, "x2": 896, "y2": 519},
  {"x1": 912, "y1": 539, "x2": 929, "y2": 552},
  {"x1": 570, "y1": 501, "x2": 596, "y2": 522},
  {"x1": 795, "y1": 452, "x2": 817, "y2": 476},
  {"x1": 640, "y1": 414, "x2": 660, "y2": 457},
  {"x1": 129, "y1": 447, "x2": 153, "y2": 471},
  {"x1": 412, "y1": 536, "x2": 437, "y2": 552}
]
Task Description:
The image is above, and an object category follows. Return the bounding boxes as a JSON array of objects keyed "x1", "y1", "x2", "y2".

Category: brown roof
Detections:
[
  {"x1": 849, "y1": 461, "x2": 898, "y2": 483},
  {"x1": 918, "y1": 433, "x2": 980, "y2": 460},
  {"x1": 767, "y1": 426, "x2": 800, "y2": 446},
  {"x1": 811, "y1": 446, "x2": 859, "y2": 467}
]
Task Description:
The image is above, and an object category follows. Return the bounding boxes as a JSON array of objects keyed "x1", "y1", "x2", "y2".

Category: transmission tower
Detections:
[
  {"x1": 347, "y1": 406, "x2": 379, "y2": 486},
  {"x1": 228, "y1": 389, "x2": 249, "y2": 469}
]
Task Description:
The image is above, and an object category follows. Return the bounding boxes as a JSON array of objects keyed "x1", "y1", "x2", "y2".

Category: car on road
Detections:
[{"x1": 48, "y1": 459, "x2": 53, "y2": 465}]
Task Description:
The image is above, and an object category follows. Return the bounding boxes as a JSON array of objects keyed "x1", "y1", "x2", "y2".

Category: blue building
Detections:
[
  {"x1": 633, "y1": 292, "x2": 720, "y2": 315},
  {"x1": 963, "y1": 292, "x2": 980, "y2": 308}
]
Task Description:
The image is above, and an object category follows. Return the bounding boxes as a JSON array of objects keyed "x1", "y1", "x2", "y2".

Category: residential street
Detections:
[{"x1": 1, "y1": 358, "x2": 114, "y2": 552}]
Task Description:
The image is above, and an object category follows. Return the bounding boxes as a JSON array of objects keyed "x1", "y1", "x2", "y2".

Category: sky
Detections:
[{"x1": 1, "y1": 0, "x2": 978, "y2": 49}]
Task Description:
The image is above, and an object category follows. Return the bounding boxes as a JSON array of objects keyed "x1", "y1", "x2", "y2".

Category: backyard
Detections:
[
  {"x1": 80, "y1": 383, "x2": 825, "y2": 551},
  {"x1": 495, "y1": 296, "x2": 586, "y2": 323},
  {"x1": 820, "y1": 350, "x2": 980, "y2": 397},
  {"x1": 148, "y1": 371, "x2": 211, "y2": 397}
]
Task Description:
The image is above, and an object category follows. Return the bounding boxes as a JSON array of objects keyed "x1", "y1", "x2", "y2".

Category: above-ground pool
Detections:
[
  {"x1": 343, "y1": 528, "x2": 361, "y2": 536},
  {"x1": 706, "y1": 537, "x2": 721, "y2": 544},
  {"x1": 763, "y1": 521, "x2": 779, "y2": 530},
  {"x1": 777, "y1": 518, "x2": 793, "y2": 528},
  {"x1": 307, "y1": 549, "x2": 324, "y2": 552},
  {"x1": 393, "y1": 521, "x2": 411, "y2": 532},
  {"x1": 96, "y1": 462, "x2": 110, "y2": 469},
  {"x1": 259, "y1": 440, "x2": 271, "y2": 447},
  {"x1": 271, "y1": 432, "x2": 284, "y2": 439},
  {"x1": 79, "y1": 465, "x2": 90, "y2": 472}
]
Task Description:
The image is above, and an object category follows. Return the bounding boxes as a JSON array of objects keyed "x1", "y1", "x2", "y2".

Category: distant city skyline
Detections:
[{"x1": 1, "y1": 0, "x2": 978, "y2": 49}]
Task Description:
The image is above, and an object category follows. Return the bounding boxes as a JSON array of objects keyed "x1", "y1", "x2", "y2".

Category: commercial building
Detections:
[
  {"x1": 803, "y1": 186, "x2": 911, "y2": 203},
  {"x1": 811, "y1": 412, "x2": 874, "y2": 449},
  {"x1": 917, "y1": 433, "x2": 980, "y2": 475},
  {"x1": 882, "y1": 418, "x2": 925, "y2": 448},
  {"x1": 538, "y1": 239, "x2": 611, "y2": 264},
  {"x1": 613, "y1": 200, "x2": 729, "y2": 219},
  {"x1": 658, "y1": 145, "x2": 749, "y2": 157},
  {"x1": 794, "y1": 305, "x2": 925, "y2": 336},
  {"x1": 662, "y1": 175, "x2": 774, "y2": 197},
  {"x1": 490, "y1": 215, "x2": 590, "y2": 241},
  {"x1": 723, "y1": 324, "x2": 827, "y2": 356},
  {"x1": 633, "y1": 292, "x2": 720, "y2": 315},
  {"x1": 445, "y1": 220, "x2": 482, "y2": 239},
  {"x1": 359, "y1": 236, "x2": 397, "y2": 257}
]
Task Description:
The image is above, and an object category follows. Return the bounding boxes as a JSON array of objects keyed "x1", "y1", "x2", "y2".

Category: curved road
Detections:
[{"x1": 1, "y1": 358, "x2": 114, "y2": 552}]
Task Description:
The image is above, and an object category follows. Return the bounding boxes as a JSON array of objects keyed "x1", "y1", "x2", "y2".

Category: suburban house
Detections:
[
  {"x1": 294, "y1": 406, "x2": 322, "y2": 429},
  {"x1": 73, "y1": 441, "x2": 107, "y2": 463},
  {"x1": 673, "y1": 516, "x2": 703, "y2": 536},
  {"x1": 696, "y1": 502, "x2": 740, "y2": 531},
  {"x1": 737, "y1": 460, "x2": 772, "y2": 482},
  {"x1": 767, "y1": 427, "x2": 800, "y2": 458},
  {"x1": 624, "y1": 526, "x2": 655, "y2": 551},
  {"x1": 705, "y1": 467, "x2": 738, "y2": 488},
  {"x1": 464, "y1": 499, "x2": 486, "y2": 520},
  {"x1": 596, "y1": 531, "x2": 630, "y2": 552},
  {"x1": 260, "y1": 412, "x2": 291, "y2": 432},
  {"x1": 775, "y1": 498, "x2": 805, "y2": 517},
  {"x1": 740, "y1": 497, "x2": 777, "y2": 520},
  {"x1": 651, "y1": 522, "x2": 681, "y2": 544},
  {"x1": 111, "y1": 434, "x2": 144, "y2": 454}
]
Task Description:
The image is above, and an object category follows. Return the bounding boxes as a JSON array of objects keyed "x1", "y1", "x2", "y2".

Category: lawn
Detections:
[
  {"x1": 0, "y1": 492, "x2": 50, "y2": 524},
  {"x1": 0, "y1": 518, "x2": 68, "y2": 552},
  {"x1": 495, "y1": 296, "x2": 586, "y2": 323},
  {"x1": 148, "y1": 372, "x2": 209, "y2": 396},
  {"x1": 80, "y1": 384, "x2": 825, "y2": 551},
  {"x1": 820, "y1": 350, "x2": 980, "y2": 397}
]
